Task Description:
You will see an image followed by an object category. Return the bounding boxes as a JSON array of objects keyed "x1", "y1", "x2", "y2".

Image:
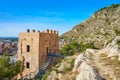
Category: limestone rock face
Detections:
[
  {"x1": 73, "y1": 49, "x2": 104, "y2": 80},
  {"x1": 42, "y1": 36, "x2": 120, "y2": 80},
  {"x1": 47, "y1": 71, "x2": 58, "y2": 80},
  {"x1": 85, "y1": 49, "x2": 98, "y2": 57},
  {"x1": 57, "y1": 60, "x2": 71, "y2": 72},
  {"x1": 118, "y1": 54, "x2": 120, "y2": 61},
  {"x1": 73, "y1": 49, "x2": 98, "y2": 71},
  {"x1": 73, "y1": 54, "x2": 87, "y2": 71},
  {"x1": 105, "y1": 36, "x2": 120, "y2": 57},
  {"x1": 62, "y1": 4, "x2": 120, "y2": 48},
  {"x1": 76, "y1": 62, "x2": 104, "y2": 80}
]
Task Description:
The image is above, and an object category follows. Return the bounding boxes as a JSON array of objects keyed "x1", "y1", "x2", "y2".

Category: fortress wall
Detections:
[{"x1": 17, "y1": 29, "x2": 59, "y2": 78}]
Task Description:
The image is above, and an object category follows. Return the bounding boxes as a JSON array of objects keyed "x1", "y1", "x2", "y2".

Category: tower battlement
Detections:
[{"x1": 26, "y1": 29, "x2": 58, "y2": 34}]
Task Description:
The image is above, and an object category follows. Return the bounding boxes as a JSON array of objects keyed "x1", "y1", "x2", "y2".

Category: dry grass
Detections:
[
  {"x1": 100, "y1": 55, "x2": 120, "y2": 78},
  {"x1": 99, "y1": 53, "x2": 108, "y2": 58},
  {"x1": 89, "y1": 53, "x2": 94, "y2": 60}
]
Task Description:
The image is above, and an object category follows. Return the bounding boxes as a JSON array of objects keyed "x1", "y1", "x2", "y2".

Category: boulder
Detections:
[
  {"x1": 47, "y1": 71, "x2": 58, "y2": 80},
  {"x1": 58, "y1": 59, "x2": 72, "y2": 72},
  {"x1": 76, "y1": 62, "x2": 105, "y2": 80},
  {"x1": 73, "y1": 49, "x2": 98, "y2": 72},
  {"x1": 73, "y1": 54, "x2": 87, "y2": 72},
  {"x1": 105, "y1": 36, "x2": 120, "y2": 57}
]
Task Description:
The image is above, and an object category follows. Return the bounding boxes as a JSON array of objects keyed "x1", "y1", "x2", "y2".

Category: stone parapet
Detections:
[{"x1": 26, "y1": 29, "x2": 58, "y2": 34}]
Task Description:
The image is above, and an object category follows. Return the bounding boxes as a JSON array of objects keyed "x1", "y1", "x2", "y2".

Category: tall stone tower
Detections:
[{"x1": 17, "y1": 29, "x2": 59, "y2": 78}]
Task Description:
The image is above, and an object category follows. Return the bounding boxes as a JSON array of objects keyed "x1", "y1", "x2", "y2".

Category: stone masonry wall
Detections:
[{"x1": 17, "y1": 29, "x2": 59, "y2": 79}]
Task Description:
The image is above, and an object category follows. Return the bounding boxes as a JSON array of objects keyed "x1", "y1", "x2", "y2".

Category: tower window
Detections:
[
  {"x1": 46, "y1": 47, "x2": 51, "y2": 54},
  {"x1": 27, "y1": 45, "x2": 30, "y2": 52},
  {"x1": 26, "y1": 62, "x2": 30, "y2": 68}
]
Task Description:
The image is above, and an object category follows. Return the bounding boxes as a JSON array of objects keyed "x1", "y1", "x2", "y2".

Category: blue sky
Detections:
[{"x1": 0, "y1": 0, "x2": 119, "y2": 37}]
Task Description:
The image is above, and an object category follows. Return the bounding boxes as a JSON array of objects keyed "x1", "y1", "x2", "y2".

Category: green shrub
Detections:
[
  {"x1": 60, "y1": 41, "x2": 97, "y2": 56},
  {"x1": 60, "y1": 58, "x2": 75, "y2": 74},
  {"x1": 99, "y1": 7, "x2": 107, "y2": 11},
  {"x1": 109, "y1": 4, "x2": 120, "y2": 8},
  {"x1": 60, "y1": 44, "x2": 73, "y2": 56},
  {"x1": 69, "y1": 59, "x2": 75, "y2": 70},
  {"x1": 79, "y1": 42, "x2": 97, "y2": 52},
  {"x1": 117, "y1": 41, "x2": 120, "y2": 46},
  {"x1": 41, "y1": 70, "x2": 51, "y2": 80},
  {"x1": 96, "y1": 4, "x2": 120, "y2": 13},
  {"x1": 0, "y1": 56, "x2": 23, "y2": 79},
  {"x1": 114, "y1": 29, "x2": 120, "y2": 35}
]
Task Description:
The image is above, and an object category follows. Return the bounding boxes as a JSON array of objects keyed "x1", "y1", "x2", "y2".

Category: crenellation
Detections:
[
  {"x1": 38, "y1": 30, "x2": 40, "y2": 32},
  {"x1": 46, "y1": 29, "x2": 49, "y2": 33},
  {"x1": 32, "y1": 29, "x2": 35, "y2": 32},
  {"x1": 27, "y1": 29, "x2": 30, "y2": 33},
  {"x1": 25, "y1": 29, "x2": 58, "y2": 34},
  {"x1": 54, "y1": 30, "x2": 56, "y2": 34}
]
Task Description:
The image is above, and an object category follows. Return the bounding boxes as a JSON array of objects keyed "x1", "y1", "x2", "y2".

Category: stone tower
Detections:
[{"x1": 17, "y1": 29, "x2": 59, "y2": 78}]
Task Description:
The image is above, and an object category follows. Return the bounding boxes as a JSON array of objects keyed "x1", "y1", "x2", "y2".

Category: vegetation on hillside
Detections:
[
  {"x1": 62, "y1": 4, "x2": 120, "y2": 48},
  {"x1": 0, "y1": 56, "x2": 23, "y2": 79},
  {"x1": 41, "y1": 4, "x2": 120, "y2": 80},
  {"x1": 41, "y1": 57, "x2": 75, "y2": 80},
  {"x1": 114, "y1": 29, "x2": 120, "y2": 36},
  {"x1": 60, "y1": 41, "x2": 97, "y2": 56},
  {"x1": 97, "y1": 4, "x2": 120, "y2": 12}
]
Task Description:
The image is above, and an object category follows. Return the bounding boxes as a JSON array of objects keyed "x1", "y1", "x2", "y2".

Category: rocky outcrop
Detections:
[
  {"x1": 76, "y1": 62, "x2": 104, "y2": 80},
  {"x1": 43, "y1": 49, "x2": 106, "y2": 80},
  {"x1": 73, "y1": 54, "x2": 87, "y2": 71},
  {"x1": 42, "y1": 36, "x2": 120, "y2": 80},
  {"x1": 47, "y1": 71, "x2": 58, "y2": 80},
  {"x1": 106, "y1": 36, "x2": 120, "y2": 54},
  {"x1": 57, "y1": 58, "x2": 73, "y2": 72},
  {"x1": 62, "y1": 4, "x2": 120, "y2": 48},
  {"x1": 73, "y1": 36, "x2": 120, "y2": 80},
  {"x1": 73, "y1": 49, "x2": 105, "y2": 80},
  {"x1": 104, "y1": 36, "x2": 120, "y2": 61},
  {"x1": 42, "y1": 3, "x2": 120, "y2": 79},
  {"x1": 73, "y1": 49, "x2": 98, "y2": 71}
]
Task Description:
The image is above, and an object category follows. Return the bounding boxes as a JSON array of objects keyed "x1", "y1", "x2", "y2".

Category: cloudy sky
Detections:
[{"x1": 0, "y1": 0, "x2": 119, "y2": 37}]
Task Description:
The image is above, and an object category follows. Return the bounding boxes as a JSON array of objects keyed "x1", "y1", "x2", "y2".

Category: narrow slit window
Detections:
[
  {"x1": 27, "y1": 45, "x2": 30, "y2": 52},
  {"x1": 46, "y1": 47, "x2": 51, "y2": 54},
  {"x1": 26, "y1": 62, "x2": 30, "y2": 68},
  {"x1": 46, "y1": 47, "x2": 49, "y2": 54}
]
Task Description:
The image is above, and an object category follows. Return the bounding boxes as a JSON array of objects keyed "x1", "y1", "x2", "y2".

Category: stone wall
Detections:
[{"x1": 17, "y1": 29, "x2": 59, "y2": 78}]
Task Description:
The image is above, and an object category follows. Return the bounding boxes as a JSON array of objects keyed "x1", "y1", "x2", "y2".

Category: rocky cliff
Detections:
[
  {"x1": 62, "y1": 4, "x2": 120, "y2": 48},
  {"x1": 42, "y1": 36, "x2": 120, "y2": 80},
  {"x1": 41, "y1": 4, "x2": 120, "y2": 80}
]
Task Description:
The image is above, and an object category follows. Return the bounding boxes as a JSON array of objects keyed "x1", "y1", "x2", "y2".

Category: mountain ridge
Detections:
[
  {"x1": 62, "y1": 4, "x2": 120, "y2": 48},
  {"x1": 41, "y1": 4, "x2": 120, "y2": 80}
]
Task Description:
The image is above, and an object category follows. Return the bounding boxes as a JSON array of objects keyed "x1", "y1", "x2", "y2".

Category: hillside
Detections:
[
  {"x1": 62, "y1": 4, "x2": 120, "y2": 48},
  {"x1": 42, "y1": 36, "x2": 120, "y2": 80},
  {"x1": 40, "y1": 4, "x2": 120, "y2": 80}
]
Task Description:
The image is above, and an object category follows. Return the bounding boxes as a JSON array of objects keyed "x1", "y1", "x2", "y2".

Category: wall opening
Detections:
[
  {"x1": 26, "y1": 62, "x2": 30, "y2": 68},
  {"x1": 27, "y1": 45, "x2": 30, "y2": 52},
  {"x1": 46, "y1": 47, "x2": 51, "y2": 54}
]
